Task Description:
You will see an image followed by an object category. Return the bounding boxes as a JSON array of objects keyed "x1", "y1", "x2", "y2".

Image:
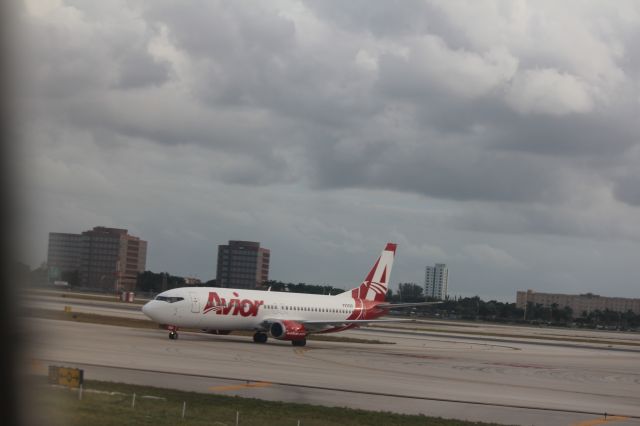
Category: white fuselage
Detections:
[{"x1": 142, "y1": 287, "x2": 368, "y2": 332}]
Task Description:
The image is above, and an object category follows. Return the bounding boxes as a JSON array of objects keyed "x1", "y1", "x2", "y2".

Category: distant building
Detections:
[
  {"x1": 47, "y1": 232, "x2": 82, "y2": 281},
  {"x1": 216, "y1": 240, "x2": 270, "y2": 289},
  {"x1": 425, "y1": 263, "x2": 448, "y2": 300},
  {"x1": 516, "y1": 290, "x2": 640, "y2": 316},
  {"x1": 47, "y1": 226, "x2": 147, "y2": 292},
  {"x1": 184, "y1": 277, "x2": 202, "y2": 285}
]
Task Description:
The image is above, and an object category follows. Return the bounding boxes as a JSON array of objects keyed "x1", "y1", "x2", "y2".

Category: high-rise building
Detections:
[
  {"x1": 216, "y1": 240, "x2": 270, "y2": 289},
  {"x1": 47, "y1": 226, "x2": 147, "y2": 291},
  {"x1": 425, "y1": 263, "x2": 448, "y2": 300}
]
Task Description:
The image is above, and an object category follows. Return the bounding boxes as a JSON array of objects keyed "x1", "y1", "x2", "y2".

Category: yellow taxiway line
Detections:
[
  {"x1": 572, "y1": 415, "x2": 629, "y2": 426},
  {"x1": 208, "y1": 381, "x2": 272, "y2": 392}
]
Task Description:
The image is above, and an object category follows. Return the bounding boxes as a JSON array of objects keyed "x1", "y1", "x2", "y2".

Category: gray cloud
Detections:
[
  {"x1": 614, "y1": 175, "x2": 640, "y2": 207},
  {"x1": 113, "y1": 48, "x2": 170, "y2": 89},
  {"x1": 15, "y1": 0, "x2": 640, "y2": 300}
]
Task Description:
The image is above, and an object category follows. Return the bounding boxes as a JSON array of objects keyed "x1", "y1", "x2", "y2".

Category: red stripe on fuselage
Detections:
[
  {"x1": 319, "y1": 299, "x2": 389, "y2": 335},
  {"x1": 346, "y1": 298, "x2": 362, "y2": 320},
  {"x1": 345, "y1": 299, "x2": 388, "y2": 321}
]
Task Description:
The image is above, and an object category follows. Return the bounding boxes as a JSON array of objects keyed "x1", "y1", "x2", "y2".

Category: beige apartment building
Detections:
[
  {"x1": 516, "y1": 289, "x2": 640, "y2": 316},
  {"x1": 425, "y1": 263, "x2": 449, "y2": 300}
]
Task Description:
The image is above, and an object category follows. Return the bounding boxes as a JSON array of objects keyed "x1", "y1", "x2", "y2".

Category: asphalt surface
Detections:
[{"x1": 19, "y1": 292, "x2": 640, "y2": 426}]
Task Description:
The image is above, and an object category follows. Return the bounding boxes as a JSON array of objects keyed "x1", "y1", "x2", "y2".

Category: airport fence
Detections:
[{"x1": 48, "y1": 383, "x2": 309, "y2": 425}]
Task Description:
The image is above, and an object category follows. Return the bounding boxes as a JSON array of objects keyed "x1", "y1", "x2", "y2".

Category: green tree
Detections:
[
  {"x1": 137, "y1": 271, "x2": 186, "y2": 293},
  {"x1": 397, "y1": 283, "x2": 424, "y2": 302},
  {"x1": 30, "y1": 262, "x2": 49, "y2": 286}
]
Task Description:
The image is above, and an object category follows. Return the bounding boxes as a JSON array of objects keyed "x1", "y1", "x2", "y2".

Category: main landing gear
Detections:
[
  {"x1": 253, "y1": 332, "x2": 268, "y2": 343},
  {"x1": 168, "y1": 326, "x2": 179, "y2": 340},
  {"x1": 251, "y1": 333, "x2": 306, "y2": 346}
]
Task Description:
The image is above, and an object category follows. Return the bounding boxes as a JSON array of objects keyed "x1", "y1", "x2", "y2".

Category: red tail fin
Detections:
[{"x1": 338, "y1": 243, "x2": 396, "y2": 302}]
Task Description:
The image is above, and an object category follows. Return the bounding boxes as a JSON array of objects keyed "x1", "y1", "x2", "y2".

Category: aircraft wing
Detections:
[
  {"x1": 259, "y1": 317, "x2": 415, "y2": 333},
  {"x1": 300, "y1": 318, "x2": 415, "y2": 331},
  {"x1": 301, "y1": 319, "x2": 415, "y2": 325},
  {"x1": 376, "y1": 301, "x2": 443, "y2": 309}
]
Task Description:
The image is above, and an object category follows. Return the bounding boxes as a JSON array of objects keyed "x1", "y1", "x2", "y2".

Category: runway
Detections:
[
  {"x1": 22, "y1": 293, "x2": 640, "y2": 348},
  {"x1": 19, "y1": 318, "x2": 640, "y2": 424}
]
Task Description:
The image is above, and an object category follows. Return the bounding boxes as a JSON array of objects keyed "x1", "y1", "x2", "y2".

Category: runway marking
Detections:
[
  {"x1": 572, "y1": 416, "x2": 629, "y2": 426},
  {"x1": 208, "y1": 381, "x2": 272, "y2": 392}
]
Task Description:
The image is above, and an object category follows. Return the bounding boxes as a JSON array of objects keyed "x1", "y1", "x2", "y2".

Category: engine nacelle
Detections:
[{"x1": 269, "y1": 320, "x2": 307, "y2": 341}]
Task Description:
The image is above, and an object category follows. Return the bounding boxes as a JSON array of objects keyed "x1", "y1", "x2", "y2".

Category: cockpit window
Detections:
[{"x1": 155, "y1": 296, "x2": 184, "y2": 303}]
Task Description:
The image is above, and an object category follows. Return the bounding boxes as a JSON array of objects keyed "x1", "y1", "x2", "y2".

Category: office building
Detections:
[
  {"x1": 216, "y1": 240, "x2": 270, "y2": 289},
  {"x1": 425, "y1": 263, "x2": 448, "y2": 300},
  {"x1": 47, "y1": 232, "x2": 82, "y2": 281},
  {"x1": 47, "y1": 226, "x2": 147, "y2": 291},
  {"x1": 516, "y1": 290, "x2": 640, "y2": 316}
]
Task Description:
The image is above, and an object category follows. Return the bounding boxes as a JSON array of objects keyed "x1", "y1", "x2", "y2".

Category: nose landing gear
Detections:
[{"x1": 167, "y1": 325, "x2": 179, "y2": 340}]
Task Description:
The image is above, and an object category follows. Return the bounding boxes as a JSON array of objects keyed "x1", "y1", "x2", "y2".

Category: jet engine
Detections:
[{"x1": 268, "y1": 320, "x2": 307, "y2": 340}]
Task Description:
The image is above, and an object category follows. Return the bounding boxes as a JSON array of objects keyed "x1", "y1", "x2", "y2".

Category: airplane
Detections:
[{"x1": 141, "y1": 243, "x2": 440, "y2": 346}]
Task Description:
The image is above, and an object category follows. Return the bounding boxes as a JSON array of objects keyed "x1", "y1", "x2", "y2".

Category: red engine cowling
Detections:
[{"x1": 269, "y1": 320, "x2": 307, "y2": 340}]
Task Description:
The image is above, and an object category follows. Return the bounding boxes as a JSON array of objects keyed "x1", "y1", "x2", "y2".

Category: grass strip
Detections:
[
  {"x1": 31, "y1": 376, "x2": 508, "y2": 426},
  {"x1": 23, "y1": 308, "x2": 394, "y2": 344}
]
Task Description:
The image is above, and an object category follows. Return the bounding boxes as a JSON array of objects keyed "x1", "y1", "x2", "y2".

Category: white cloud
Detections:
[{"x1": 506, "y1": 68, "x2": 593, "y2": 115}]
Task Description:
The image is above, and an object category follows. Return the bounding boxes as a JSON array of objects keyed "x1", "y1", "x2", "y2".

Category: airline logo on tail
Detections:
[{"x1": 351, "y1": 243, "x2": 396, "y2": 302}]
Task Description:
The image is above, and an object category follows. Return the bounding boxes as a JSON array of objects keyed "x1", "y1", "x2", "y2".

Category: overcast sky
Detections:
[{"x1": 13, "y1": 0, "x2": 640, "y2": 301}]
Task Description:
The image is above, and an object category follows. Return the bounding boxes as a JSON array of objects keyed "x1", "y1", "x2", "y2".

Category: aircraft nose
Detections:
[{"x1": 142, "y1": 301, "x2": 154, "y2": 319}]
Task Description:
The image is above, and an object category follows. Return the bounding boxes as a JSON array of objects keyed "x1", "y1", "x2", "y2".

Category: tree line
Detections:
[{"x1": 388, "y1": 282, "x2": 640, "y2": 330}]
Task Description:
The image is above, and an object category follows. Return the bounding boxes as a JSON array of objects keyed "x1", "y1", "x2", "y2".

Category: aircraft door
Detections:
[{"x1": 189, "y1": 292, "x2": 200, "y2": 313}]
